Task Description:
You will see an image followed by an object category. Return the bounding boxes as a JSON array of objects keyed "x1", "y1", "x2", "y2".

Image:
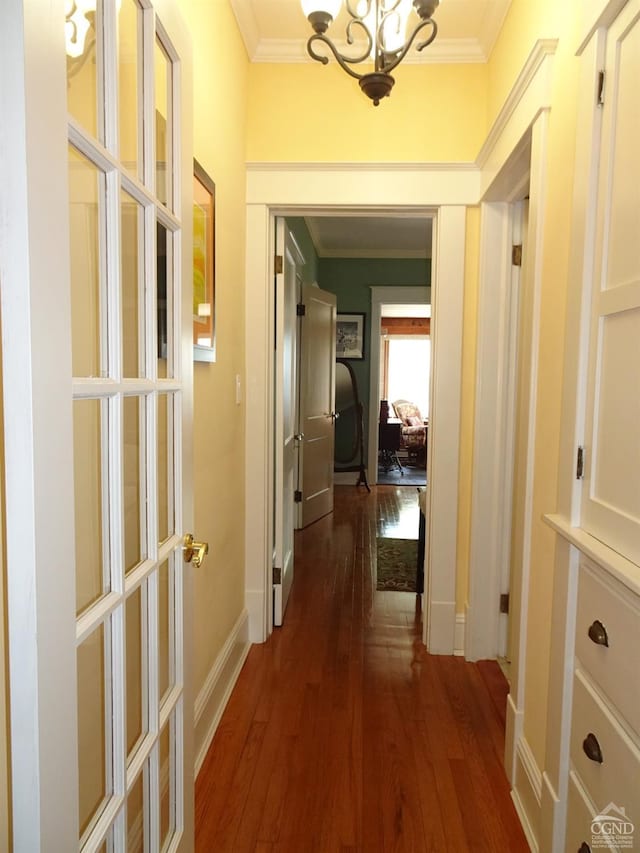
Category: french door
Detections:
[{"x1": 1, "y1": 0, "x2": 194, "y2": 849}]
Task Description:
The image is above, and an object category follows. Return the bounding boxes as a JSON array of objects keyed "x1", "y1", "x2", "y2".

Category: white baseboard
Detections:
[
  {"x1": 540, "y1": 771, "x2": 563, "y2": 853},
  {"x1": 194, "y1": 609, "x2": 251, "y2": 775},
  {"x1": 245, "y1": 587, "x2": 266, "y2": 643},
  {"x1": 424, "y1": 599, "x2": 456, "y2": 654},
  {"x1": 333, "y1": 471, "x2": 368, "y2": 486},
  {"x1": 454, "y1": 612, "x2": 466, "y2": 656},
  {"x1": 505, "y1": 692, "x2": 523, "y2": 784},
  {"x1": 512, "y1": 735, "x2": 542, "y2": 852}
]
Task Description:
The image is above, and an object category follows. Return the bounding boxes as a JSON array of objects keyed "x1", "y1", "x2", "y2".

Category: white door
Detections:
[
  {"x1": 1, "y1": 1, "x2": 195, "y2": 849},
  {"x1": 273, "y1": 221, "x2": 302, "y2": 625},
  {"x1": 297, "y1": 284, "x2": 337, "y2": 529},
  {"x1": 500, "y1": 199, "x2": 527, "y2": 661},
  {"x1": 582, "y1": 0, "x2": 640, "y2": 567}
]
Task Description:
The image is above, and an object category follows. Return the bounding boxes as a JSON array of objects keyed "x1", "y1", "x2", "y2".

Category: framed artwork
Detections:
[
  {"x1": 336, "y1": 313, "x2": 366, "y2": 360},
  {"x1": 193, "y1": 159, "x2": 215, "y2": 362}
]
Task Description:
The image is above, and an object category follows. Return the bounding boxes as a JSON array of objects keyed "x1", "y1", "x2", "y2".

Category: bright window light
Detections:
[{"x1": 386, "y1": 336, "x2": 430, "y2": 418}]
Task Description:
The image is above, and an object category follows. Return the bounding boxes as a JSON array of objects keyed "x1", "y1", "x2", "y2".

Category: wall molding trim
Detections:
[
  {"x1": 247, "y1": 160, "x2": 478, "y2": 174},
  {"x1": 194, "y1": 609, "x2": 251, "y2": 775},
  {"x1": 477, "y1": 38, "x2": 558, "y2": 170},
  {"x1": 454, "y1": 612, "x2": 466, "y2": 656},
  {"x1": 512, "y1": 736, "x2": 543, "y2": 852}
]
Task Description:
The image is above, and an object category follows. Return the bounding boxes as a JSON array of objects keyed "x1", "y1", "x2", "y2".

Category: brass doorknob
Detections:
[{"x1": 183, "y1": 533, "x2": 209, "y2": 568}]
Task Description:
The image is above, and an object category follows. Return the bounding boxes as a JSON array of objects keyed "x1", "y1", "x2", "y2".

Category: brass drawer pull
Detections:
[
  {"x1": 579, "y1": 843, "x2": 591, "y2": 853},
  {"x1": 582, "y1": 732, "x2": 603, "y2": 764},
  {"x1": 588, "y1": 619, "x2": 609, "y2": 647}
]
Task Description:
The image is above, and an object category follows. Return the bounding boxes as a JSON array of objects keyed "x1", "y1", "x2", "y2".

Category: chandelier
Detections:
[{"x1": 300, "y1": 0, "x2": 441, "y2": 105}]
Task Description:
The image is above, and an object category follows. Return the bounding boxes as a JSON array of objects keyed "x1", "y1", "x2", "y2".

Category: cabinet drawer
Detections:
[
  {"x1": 566, "y1": 772, "x2": 616, "y2": 853},
  {"x1": 576, "y1": 562, "x2": 640, "y2": 734},
  {"x1": 571, "y1": 669, "x2": 640, "y2": 822}
]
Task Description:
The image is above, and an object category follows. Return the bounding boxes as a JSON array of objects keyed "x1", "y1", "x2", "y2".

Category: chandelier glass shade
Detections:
[{"x1": 300, "y1": 0, "x2": 441, "y2": 105}]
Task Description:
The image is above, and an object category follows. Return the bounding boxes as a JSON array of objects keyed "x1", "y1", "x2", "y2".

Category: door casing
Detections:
[{"x1": 244, "y1": 179, "x2": 472, "y2": 654}]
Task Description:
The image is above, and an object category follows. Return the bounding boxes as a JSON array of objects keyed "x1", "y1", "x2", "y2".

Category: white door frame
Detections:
[
  {"x1": 367, "y1": 285, "x2": 431, "y2": 482},
  {"x1": 1, "y1": 3, "x2": 79, "y2": 845},
  {"x1": 244, "y1": 166, "x2": 475, "y2": 653},
  {"x1": 466, "y1": 43, "x2": 556, "y2": 795}
]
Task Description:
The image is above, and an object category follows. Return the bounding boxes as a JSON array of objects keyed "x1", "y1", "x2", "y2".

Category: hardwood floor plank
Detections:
[{"x1": 195, "y1": 486, "x2": 528, "y2": 852}]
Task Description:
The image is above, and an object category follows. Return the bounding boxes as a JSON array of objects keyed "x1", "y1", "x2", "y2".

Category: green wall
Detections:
[{"x1": 318, "y1": 257, "x2": 431, "y2": 456}]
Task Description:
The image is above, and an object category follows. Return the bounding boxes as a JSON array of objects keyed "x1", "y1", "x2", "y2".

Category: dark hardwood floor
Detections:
[{"x1": 195, "y1": 486, "x2": 528, "y2": 852}]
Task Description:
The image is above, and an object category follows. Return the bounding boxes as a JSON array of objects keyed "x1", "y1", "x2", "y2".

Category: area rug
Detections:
[{"x1": 376, "y1": 537, "x2": 418, "y2": 592}]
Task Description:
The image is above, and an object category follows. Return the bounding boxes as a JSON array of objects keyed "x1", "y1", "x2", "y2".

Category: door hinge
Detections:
[
  {"x1": 500, "y1": 593, "x2": 510, "y2": 615},
  {"x1": 597, "y1": 70, "x2": 605, "y2": 107},
  {"x1": 294, "y1": 490, "x2": 302, "y2": 503},
  {"x1": 273, "y1": 566, "x2": 282, "y2": 585},
  {"x1": 576, "y1": 445, "x2": 585, "y2": 480},
  {"x1": 296, "y1": 303, "x2": 306, "y2": 317},
  {"x1": 275, "y1": 254, "x2": 283, "y2": 275},
  {"x1": 512, "y1": 244, "x2": 523, "y2": 267}
]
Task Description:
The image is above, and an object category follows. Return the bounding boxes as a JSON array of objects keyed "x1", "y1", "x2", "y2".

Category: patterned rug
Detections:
[{"x1": 376, "y1": 537, "x2": 418, "y2": 592}]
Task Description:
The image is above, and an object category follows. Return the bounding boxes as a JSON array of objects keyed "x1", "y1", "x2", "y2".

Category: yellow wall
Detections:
[
  {"x1": 487, "y1": 1, "x2": 582, "y2": 765},
  {"x1": 456, "y1": 207, "x2": 480, "y2": 613},
  {"x1": 246, "y1": 62, "x2": 488, "y2": 162},
  {"x1": 179, "y1": 0, "x2": 249, "y2": 694}
]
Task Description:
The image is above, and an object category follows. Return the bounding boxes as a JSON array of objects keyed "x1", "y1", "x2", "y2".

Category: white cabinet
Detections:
[
  {"x1": 581, "y1": 0, "x2": 640, "y2": 567},
  {"x1": 566, "y1": 559, "x2": 640, "y2": 853}
]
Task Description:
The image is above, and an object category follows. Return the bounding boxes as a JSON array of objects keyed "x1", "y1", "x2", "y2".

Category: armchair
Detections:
[{"x1": 391, "y1": 399, "x2": 427, "y2": 464}]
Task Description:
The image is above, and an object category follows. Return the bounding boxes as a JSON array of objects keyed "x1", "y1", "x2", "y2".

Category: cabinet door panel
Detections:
[{"x1": 582, "y1": 0, "x2": 640, "y2": 566}]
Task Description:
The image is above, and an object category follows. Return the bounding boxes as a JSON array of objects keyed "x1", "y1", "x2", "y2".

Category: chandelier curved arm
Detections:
[
  {"x1": 307, "y1": 21, "x2": 372, "y2": 80},
  {"x1": 307, "y1": 33, "x2": 369, "y2": 80},
  {"x1": 381, "y1": 18, "x2": 437, "y2": 75}
]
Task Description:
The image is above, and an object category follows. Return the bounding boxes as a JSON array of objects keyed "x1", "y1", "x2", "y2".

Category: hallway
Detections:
[{"x1": 195, "y1": 487, "x2": 528, "y2": 852}]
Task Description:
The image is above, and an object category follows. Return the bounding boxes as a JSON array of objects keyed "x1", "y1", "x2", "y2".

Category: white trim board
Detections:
[
  {"x1": 512, "y1": 736, "x2": 543, "y2": 852},
  {"x1": 194, "y1": 609, "x2": 251, "y2": 775}
]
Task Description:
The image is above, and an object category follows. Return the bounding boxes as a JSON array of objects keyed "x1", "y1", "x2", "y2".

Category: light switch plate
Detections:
[{"x1": 235, "y1": 374, "x2": 241, "y2": 405}]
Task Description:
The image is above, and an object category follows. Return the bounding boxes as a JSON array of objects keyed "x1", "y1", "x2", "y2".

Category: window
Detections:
[{"x1": 382, "y1": 336, "x2": 430, "y2": 418}]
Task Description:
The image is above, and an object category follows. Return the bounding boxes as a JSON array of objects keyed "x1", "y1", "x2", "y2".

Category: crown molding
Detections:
[
  {"x1": 478, "y1": 0, "x2": 512, "y2": 58},
  {"x1": 229, "y1": 0, "x2": 260, "y2": 60},
  {"x1": 251, "y1": 37, "x2": 487, "y2": 64},
  {"x1": 246, "y1": 160, "x2": 478, "y2": 172}
]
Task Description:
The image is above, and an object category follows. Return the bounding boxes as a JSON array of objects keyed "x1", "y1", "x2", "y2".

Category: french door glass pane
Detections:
[
  {"x1": 121, "y1": 191, "x2": 144, "y2": 378},
  {"x1": 127, "y1": 772, "x2": 145, "y2": 853},
  {"x1": 158, "y1": 559, "x2": 172, "y2": 701},
  {"x1": 65, "y1": 0, "x2": 102, "y2": 139},
  {"x1": 154, "y1": 38, "x2": 172, "y2": 208},
  {"x1": 69, "y1": 145, "x2": 106, "y2": 378},
  {"x1": 124, "y1": 396, "x2": 145, "y2": 574},
  {"x1": 126, "y1": 585, "x2": 144, "y2": 758},
  {"x1": 74, "y1": 399, "x2": 108, "y2": 616},
  {"x1": 77, "y1": 624, "x2": 110, "y2": 838},
  {"x1": 157, "y1": 222, "x2": 173, "y2": 378},
  {"x1": 159, "y1": 720, "x2": 174, "y2": 849},
  {"x1": 157, "y1": 394, "x2": 174, "y2": 543},
  {"x1": 118, "y1": 0, "x2": 142, "y2": 180}
]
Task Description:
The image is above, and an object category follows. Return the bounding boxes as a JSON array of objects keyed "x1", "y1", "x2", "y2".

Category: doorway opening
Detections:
[{"x1": 377, "y1": 303, "x2": 431, "y2": 487}]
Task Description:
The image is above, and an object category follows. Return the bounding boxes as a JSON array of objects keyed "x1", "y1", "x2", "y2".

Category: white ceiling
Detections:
[
  {"x1": 230, "y1": 0, "x2": 512, "y2": 64},
  {"x1": 305, "y1": 215, "x2": 432, "y2": 258}
]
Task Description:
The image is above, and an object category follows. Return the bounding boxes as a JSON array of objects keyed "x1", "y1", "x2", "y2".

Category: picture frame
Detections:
[
  {"x1": 336, "y1": 312, "x2": 366, "y2": 360},
  {"x1": 193, "y1": 159, "x2": 215, "y2": 362}
]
